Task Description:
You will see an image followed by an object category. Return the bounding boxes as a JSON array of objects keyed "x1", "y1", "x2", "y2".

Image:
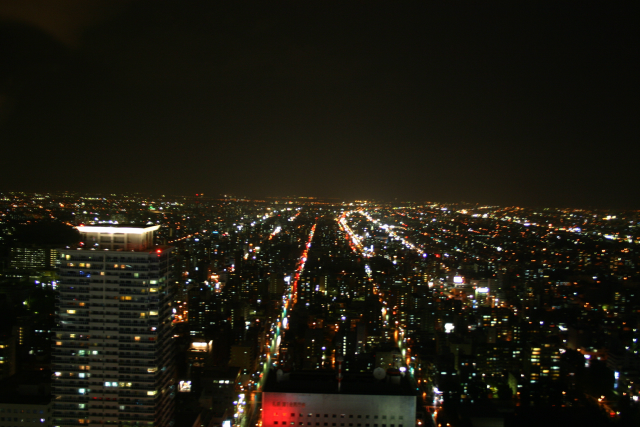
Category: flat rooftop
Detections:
[
  {"x1": 76, "y1": 224, "x2": 160, "y2": 233},
  {"x1": 263, "y1": 370, "x2": 416, "y2": 396},
  {"x1": 0, "y1": 371, "x2": 51, "y2": 405}
]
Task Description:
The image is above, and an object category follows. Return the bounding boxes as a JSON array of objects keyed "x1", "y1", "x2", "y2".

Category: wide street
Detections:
[{"x1": 236, "y1": 223, "x2": 317, "y2": 427}]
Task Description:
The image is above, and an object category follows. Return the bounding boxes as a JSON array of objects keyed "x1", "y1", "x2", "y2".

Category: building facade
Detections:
[
  {"x1": 9, "y1": 247, "x2": 59, "y2": 269},
  {"x1": 262, "y1": 371, "x2": 416, "y2": 427},
  {"x1": 52, "y1": 225, "x2": 175, "y2": 427},
  {"x1": 0, "y1": 401, "x2": 53, "y2": 427},
  {"x1": 263, "y1": 392, "x2": 415, "y2": 427}
]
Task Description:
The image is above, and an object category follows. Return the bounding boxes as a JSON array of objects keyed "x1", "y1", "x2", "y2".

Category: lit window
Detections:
[{"x1": 67, "y1": 310, "x2": 76, "y2": 314}]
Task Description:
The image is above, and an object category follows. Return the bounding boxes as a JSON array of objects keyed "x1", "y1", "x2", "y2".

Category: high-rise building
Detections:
[
  {"x1": 52, "y1": 225, "x2": 175, "y2": 427},
  {"x1": 524, "y1": 340, "x2": 560, "y2": 384},
  {"x1": 10, "y1": 247, "x2": 59, "y2": 269}
]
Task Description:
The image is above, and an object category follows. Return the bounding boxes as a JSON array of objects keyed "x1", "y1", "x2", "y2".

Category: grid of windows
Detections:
[
  {"x1": 53, "y1": 239, "x2": 175, "y2": 427},
  {"x1": 270, "y1": 412, "x2": 404, "y2": 427},
  {"x1": 0, "y1": 405, "x2": 51, "y2": 426}
]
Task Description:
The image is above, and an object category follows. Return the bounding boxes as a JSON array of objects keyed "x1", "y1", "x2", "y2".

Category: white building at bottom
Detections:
[{"x1": 262, "y1": 371, "x2": 416, "y2": 427}]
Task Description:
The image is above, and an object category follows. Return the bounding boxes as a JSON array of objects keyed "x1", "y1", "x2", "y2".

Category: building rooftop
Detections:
[
  {"x1": 76, "y1": 224, "x2": 160, "y2": 233},
  {"x1": 74, "y1": 224, "x2": 162, "y2": 251},
  {"x1": 0, "y1": 371, "x2": 51, "y2": 405},
  {"x1": 263, "y1": 370, "x2": 416, "y2": 396}
]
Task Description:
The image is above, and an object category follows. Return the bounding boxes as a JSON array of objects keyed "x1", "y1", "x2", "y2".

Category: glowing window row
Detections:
[
  {"x1": 272, "y1": 415, "x2": 403, "y2": 420},
  {"x1": 273, "y1": 423, "x2": 403, "y2": 427}
]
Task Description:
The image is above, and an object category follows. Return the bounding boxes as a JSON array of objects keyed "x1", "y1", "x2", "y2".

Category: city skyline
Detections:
[
  {"x1": 0, "y1": 2, "x2": 638, "y2": 209},
  {"x1": 1, "y1": 192, "x2": 639, "y2": 426}
]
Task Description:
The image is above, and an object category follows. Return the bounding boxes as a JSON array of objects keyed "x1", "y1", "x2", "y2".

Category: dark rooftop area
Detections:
[{"x1": 263, "y1": 370, "x2": 416, "y2": 396}]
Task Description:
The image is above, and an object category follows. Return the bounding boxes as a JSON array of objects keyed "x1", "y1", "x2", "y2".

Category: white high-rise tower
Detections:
[{"x1": 52, "y1": 225, "x2": 175, "y2": 427}]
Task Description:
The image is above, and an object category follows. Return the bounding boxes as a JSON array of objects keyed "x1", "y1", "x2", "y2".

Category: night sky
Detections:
[{"x1": 0, "y1": 2, "x2": 637, "y2": 208}]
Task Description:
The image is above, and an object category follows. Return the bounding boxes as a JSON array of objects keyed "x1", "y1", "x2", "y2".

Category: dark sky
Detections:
[{"x1": 0, "y1": 1, "x2": 637, "y2": 208}]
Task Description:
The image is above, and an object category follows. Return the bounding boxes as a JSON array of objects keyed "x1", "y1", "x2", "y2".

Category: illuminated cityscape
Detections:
[
  {"x1": 0, "y1": 2, "x2": 636, "y2": 427},
  {"x1": 0, "y1": 192, "x2": 639, "y2": 427}
]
